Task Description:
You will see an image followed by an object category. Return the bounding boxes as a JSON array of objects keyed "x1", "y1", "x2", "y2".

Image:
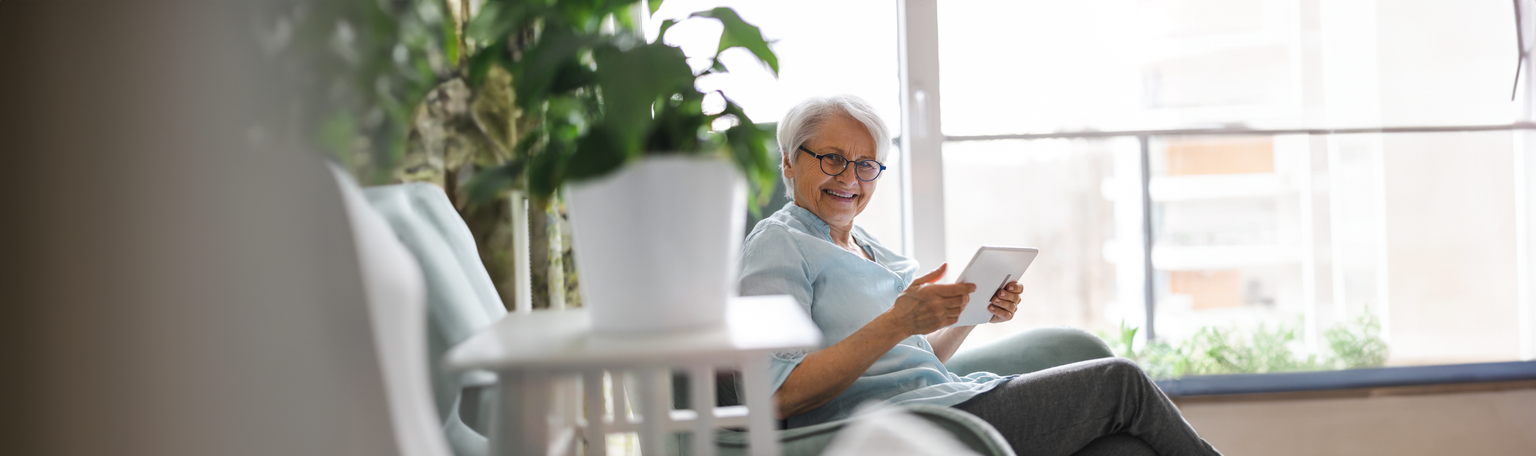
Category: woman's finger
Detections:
[
  {"x1": 906, "y1": 263, "x2": 948, "y2": 291},
  {"x1": 997, "y1": 300, "x2": 1018, "y2": 313},
  {"x1": 997, "y1": 287, "x2": 1018, "y2": 301},
  {"x1": 928, "y1": 282, "x2": 976, "y2": 297},
  {"x1": 988, "y1": 304, "x2": 1012, "y2": 322}
]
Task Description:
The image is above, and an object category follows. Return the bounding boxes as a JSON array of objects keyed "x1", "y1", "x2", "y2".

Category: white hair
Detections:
[{"x1": 776, "y1": 95, "x2": 892, "y2": 200}]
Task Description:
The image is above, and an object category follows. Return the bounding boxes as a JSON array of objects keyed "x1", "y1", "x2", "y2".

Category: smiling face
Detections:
[{"x1": 784, "y1": 114, "x2": 880, "y2": 231}]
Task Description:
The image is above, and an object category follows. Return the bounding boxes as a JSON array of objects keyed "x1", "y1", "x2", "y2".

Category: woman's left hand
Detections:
[{"x1": 989, "y1": 282, "x2": 1022, "y2": 323}]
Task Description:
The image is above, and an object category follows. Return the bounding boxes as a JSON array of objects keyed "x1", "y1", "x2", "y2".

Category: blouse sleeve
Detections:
[{"x1": 737, "y1": 224, "x2": 817, "y2": 395}]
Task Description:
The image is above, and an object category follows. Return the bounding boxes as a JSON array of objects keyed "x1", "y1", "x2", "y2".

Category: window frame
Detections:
[{"x1": 896, "y1": 0, "x2": 1536, "y2": 395}]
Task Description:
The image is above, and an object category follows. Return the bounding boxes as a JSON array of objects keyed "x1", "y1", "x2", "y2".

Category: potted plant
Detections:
[
  {"x1": 269, "y1": 0, "x2": 777, "y2": 332},
  {"x1": 462, "y1": 1, "x2": 780, "y2": 334}
]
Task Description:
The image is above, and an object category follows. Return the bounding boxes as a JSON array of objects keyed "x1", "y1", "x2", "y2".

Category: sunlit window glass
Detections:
[
  {"x1": 646, "y1": 0, "x2": 904, "y2": 248},
  {"x1": 938, "y1": 0, "x2": 1525, "y2": 376}
]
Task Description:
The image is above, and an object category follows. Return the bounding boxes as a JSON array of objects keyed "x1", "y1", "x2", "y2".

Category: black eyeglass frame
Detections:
[{"x1": 797, "y1": 145, "x2": 887, "y2": 181}]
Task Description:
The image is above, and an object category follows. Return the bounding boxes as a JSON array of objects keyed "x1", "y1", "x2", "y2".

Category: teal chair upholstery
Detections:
[
  {"x1": 944, "y1": 327, "x2": 1116, "y2": 377},
  {"x1": 362, "y1": 183, "x2": 508, "y2": 456},
  {"x1": 669, "y1": 404, "x2": 1016, "y2": 456},
  {"x1": 333, "y1": 166, "x2": 456, "y2": 456},
  {"x1": 946, "y1": 328, "x2": 1157, "y2": 456}
]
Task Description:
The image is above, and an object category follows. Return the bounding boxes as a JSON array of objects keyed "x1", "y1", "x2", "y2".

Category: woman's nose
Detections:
[{"x1": 833, "y1": 165, "x2": 859, "y2": 183}]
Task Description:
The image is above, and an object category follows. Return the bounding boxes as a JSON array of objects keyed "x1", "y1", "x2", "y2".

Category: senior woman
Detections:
[{"x1": 738, "y1": 95, "x2": 1221, "y2": 456}]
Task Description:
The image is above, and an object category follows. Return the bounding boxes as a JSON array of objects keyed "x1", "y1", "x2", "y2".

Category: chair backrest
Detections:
[
  {"x1": 332, "y1": 167, "x2": 454, "y2": 456},
  {"x1": 360, "y1": 183, "x2": 509, "y2": 420}
]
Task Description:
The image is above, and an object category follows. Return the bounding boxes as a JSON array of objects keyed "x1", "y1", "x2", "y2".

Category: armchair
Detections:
[
  {"x1": 671, "y1": 328, "x2": 1156, "y2": 456},
  {"x1": 357, "y1": 181, "x2": 509, "y2": 456},
  {"x1": 347, "y1": 177, "x2": 1154, "y2": 456}
]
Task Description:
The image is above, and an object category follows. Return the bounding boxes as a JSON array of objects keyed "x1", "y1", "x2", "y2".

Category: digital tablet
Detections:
[{"x1": 947, "y1": 246, "x2": 1039, "y2": 327}]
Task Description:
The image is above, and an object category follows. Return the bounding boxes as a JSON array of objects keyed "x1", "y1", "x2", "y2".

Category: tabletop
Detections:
[{"x1": 445, "y1": 294, "x2": 822, "y2": 372}]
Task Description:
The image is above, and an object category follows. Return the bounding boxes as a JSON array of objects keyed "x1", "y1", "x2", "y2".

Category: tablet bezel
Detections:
[{"x1": 949, "y1": 246, "x2": 1040, "y2": 327}]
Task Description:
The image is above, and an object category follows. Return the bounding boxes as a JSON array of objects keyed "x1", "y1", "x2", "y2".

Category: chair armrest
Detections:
[
  {"x1": 699, "y1": 404, "x2": 1015, "y2": 456},
  {"x1": 459, "y1": 369, "x2": 498, "y2": 389},
  {"x1": 945, "y1": 327, "x2": 1113, "y2": 377},
  {"x1": 457, "y1": 370, "x2": 498, "y2": 429}
]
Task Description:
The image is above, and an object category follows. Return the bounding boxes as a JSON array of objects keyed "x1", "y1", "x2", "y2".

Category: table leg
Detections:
[
  {"x1": 636, "y1": 368, "x2": 670, "y2": 456},
  {"x1": 740, "y1": 357, "x2": 779, "y2": 456},
  {"x1": 612, "y1": 370, "x2": 630, "y2": 423},
  {"x1": 583, "y1": 370, "x2": 607, "y2": 456},
  {"x1": 490, "y1": 371, "x2": 550, "y2": 456},
  {"x1": 689, "y1": 365, "x2": 717, "y2": 456},
  {"x1": 554, "y1": 375, "x2": 580, "y2": 456}
]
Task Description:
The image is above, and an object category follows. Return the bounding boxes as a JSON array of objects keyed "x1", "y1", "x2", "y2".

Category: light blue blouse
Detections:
[{"x1": 738, "y1": 203, "x2": 1007, "y2": 428}]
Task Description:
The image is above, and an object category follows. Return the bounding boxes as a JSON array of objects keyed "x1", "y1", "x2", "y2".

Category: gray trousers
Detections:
[{"x1": 953, "y1": 357, "x2": 1222, "y2": 456}]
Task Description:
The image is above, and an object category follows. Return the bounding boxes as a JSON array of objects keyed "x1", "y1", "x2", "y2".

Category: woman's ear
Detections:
[{"x1": 781, "y1": 150, "x2": 795, "y2": 178}]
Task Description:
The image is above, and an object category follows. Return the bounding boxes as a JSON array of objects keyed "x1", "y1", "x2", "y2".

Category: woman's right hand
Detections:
[{"x1": 884, "y1": 264, "x2": 977, "y2": 336}]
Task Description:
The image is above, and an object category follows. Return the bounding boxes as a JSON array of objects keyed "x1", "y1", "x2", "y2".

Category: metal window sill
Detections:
[{"x1": 1156, "y1": 361, "x2": 1536, "y2": 399}]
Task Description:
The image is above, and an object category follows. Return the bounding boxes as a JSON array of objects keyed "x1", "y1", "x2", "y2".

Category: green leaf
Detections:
[
  {"x1": 545, "y1": 96, "x2": 591, "y2": 142},
  {"x1": 466, "y1": 0, "x2": 528, "y2": 44},
  {"x1": 657, "y1": 19, "x2": 678, "y2": 42},
  {"x1": 546, "y1": 62, "x2": 597, "y2": 95},
  {"x1": 511, "y1": 29, "x2": 601, "y2": 111},
  {"x1": 649, "y1": 0, "x2": 664, "y2": 15},
  {"x1": 527, "y1": 143, "x2": 569, "y2": 199},
  {"x1": 613, "y1": 7, "x2": 640, "y2": 32},
  {"x1": 464, "y1": 159, "x2": 527, "y2": 204},
  {"x1": 690, "y1": 7, "x2": 778, "y2": 76},
  {"x1": 467, "y1": 42, "x2": 509, "y2": 88},
  {"x1": 721, "y1": 115, "x2": 777, "y2": 207},
  {"x1": 552, "y1": 0, "x2": 635, "y2": 33},
  {"x1": 645, "y1": 94, "x2": 708, "y2": 152},
  {"x1": 592, "y1": 42, "x2": 697, "y2": 153},
  {"x1": 440, "y1": 4, "x2": 460, "y2": 67},
  {"x1": 706, "y1": 57, "x2": 728, "y2": 75},
  {"x1": 567, "y1": 127, "x2": 629, "y2": 181}
]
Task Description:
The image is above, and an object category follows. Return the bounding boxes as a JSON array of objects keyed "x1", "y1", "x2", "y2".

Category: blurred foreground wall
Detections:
[{"x1": 0, "y1": 2, "x2": 399, "y2": 455}]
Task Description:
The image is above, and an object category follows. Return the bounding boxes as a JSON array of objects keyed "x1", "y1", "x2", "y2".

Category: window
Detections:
[
  {"x1": 938, "y1": 0, "x2": 1514, "y2": 134},
  {"x1": 941, "y1": 138, "x2": 1128, "y2": 348},
  {"x1": 935, "y1": 0, "x2": 1535, "y2": 384},
  {"x1": 646, "y1": 0, "x2": 905, "y2": 245},
  {"x1": 657, "y1": 0, "x2": 1536, "y2": 390}
]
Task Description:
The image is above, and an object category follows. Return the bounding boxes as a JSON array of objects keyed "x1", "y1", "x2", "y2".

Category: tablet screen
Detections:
[{"x1": 948, "y1": 246, "x2": 1039, "y2": 327}]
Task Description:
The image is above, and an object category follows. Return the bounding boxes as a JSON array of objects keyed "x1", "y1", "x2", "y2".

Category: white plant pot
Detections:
[{"x1": 565, "y1": 155, "x2": 746, "y2": 335}]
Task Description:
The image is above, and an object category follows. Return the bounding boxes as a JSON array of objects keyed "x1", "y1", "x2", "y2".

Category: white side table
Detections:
[{"x1": 445, "y1": 295, "x2": 821, "y2": 456}]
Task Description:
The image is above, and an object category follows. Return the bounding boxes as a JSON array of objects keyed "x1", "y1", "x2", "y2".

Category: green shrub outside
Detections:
[{"x1": 1097, "y1": 313, "x2": 1389, "y2": 380}]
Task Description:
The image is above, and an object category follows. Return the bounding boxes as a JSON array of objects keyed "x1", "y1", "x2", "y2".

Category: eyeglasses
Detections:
[{"x1": 798, "y1": 146, "x2": 886, "y2": 181}]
